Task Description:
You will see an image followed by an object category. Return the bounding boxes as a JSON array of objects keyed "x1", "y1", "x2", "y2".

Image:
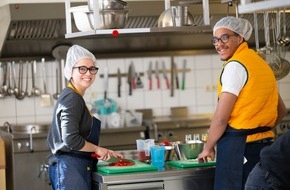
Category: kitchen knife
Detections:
[
  {"x1": 91, "y1": 153, "x2": 134, "y2": 164},
  {"x1": 170, "y1": 57, "x2": 174, "y2": 97},
  {"x1": 131, "y1": 62, "x2": 136, "y2": 90},
  {"x1": 117, "y1": 68, "x2": 121, "y2": 97},
  {"x1": 181, "y1": 60, "x2": 186, "y2": 90},
  {"x1": 162, "y1": 61, "x2": 170, "y2": 89},
  {"x1": 148, "y1": 62, "x2": 152, "y2": 90},
  {"x1": 127, "y1": 64, "x2": 132, "y2": 95},
  {"x1": 173, "y1": 63, "x2": 179, "y2": 89},
  {"x1": 155, "y1": 61, "x2": 160, "y2": 89}
]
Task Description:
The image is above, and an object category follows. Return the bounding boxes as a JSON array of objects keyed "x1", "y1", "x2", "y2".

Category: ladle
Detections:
[
  {"x1": 273, "y1": 9, "x2": 290, "y2": 80},
  {"x1": 277, "y1": 9, "x2": 290, "y2": 47},
  {"x1": 11, "y1": 61, "x2": 19, "y2": 95},
  {"x1": 0, "y1": 62, "x2": 5, "y2": 99},
  {"x1": 7, "y1": 62, "x2": 15, "y2": 96},
  {"x1": 53, "y1": 62, "x2": 60, "y2": 100},
  {"x1": 1, "y1": 63, "x2": 8, "y2": 97},
  {"x1": 15, "y1": 62, "x2": 26, "y2": 100},
  {"x1": 31, "y1": 60, "x2": 41, "y2": 96},
  {"x1": 259, "y1": 11, "x2": 281, "y2": 79}
]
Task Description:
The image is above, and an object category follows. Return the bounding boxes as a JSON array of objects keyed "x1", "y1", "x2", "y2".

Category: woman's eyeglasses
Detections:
[
  {"x1": 73, "y1": 66, "x2": 99, "y2": 75},
  {"x1": 211, "y1": 34, "x2": 239, "y2": 45}
]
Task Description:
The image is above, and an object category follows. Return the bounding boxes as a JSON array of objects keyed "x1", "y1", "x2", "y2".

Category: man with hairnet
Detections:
[
  {"x1": 47, "y1": 45, "x2": 122, "y2": 190},
  {"x1": 197, "y1": 16, "x2": 287, "y2": 190}
]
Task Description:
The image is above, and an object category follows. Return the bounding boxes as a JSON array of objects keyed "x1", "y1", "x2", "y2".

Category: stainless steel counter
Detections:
[{"x1": 92, "y1": 164, "x2": 215, "y2": 190}]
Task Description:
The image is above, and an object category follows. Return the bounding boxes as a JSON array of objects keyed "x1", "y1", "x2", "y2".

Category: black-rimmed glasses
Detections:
[
  {"x1": 211, "y1": 33, "x2": 239, "y2": 45},
  {"x1": 73, "y1": 66, "x2": 99, "y2": 75}
]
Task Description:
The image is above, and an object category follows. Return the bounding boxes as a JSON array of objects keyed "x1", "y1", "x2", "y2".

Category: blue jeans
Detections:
[
  {"x1": 245, "y1": 162, "x2": 286, "y2": 190},
  {"x1": 49, "y1": 154, "x2": 94, "y2": 190}
]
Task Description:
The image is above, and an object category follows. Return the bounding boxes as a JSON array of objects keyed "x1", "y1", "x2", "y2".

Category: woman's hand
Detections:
[{"x1": 94, "y1": 146, "x2": 123, "y2": 161}]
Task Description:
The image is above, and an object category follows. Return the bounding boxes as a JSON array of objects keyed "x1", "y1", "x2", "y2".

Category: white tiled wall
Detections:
[{"x1": 1, "y1": 52, "x2": 290, "y2": 125}]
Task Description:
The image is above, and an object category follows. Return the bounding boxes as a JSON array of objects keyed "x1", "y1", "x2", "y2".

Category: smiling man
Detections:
[{"x1": 197, "y1": 16, "x2": 287, "y2": 190}]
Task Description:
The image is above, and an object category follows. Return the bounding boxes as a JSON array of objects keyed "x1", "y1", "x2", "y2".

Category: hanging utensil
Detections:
[
  {"x1": 170, "y1": 57, "x2": 174, "y2": 97},
  {"x1": 130, "y1": 62, "x2": 136, "y2": 90},
  {"x1": 15, "y1": 62, "x2": 26, "y2": 100},
  {"x1": 11, "y1": 61, "x2": 18, "y2": 96},
  {"x1": 40, "y1": 58, "x2": 52, "y2": 107},
  {"x1": 117, "y1": 68, "x2": 121, "y2": 97},
  {"x1": 0, "y1": 62, "x2": 5, "y2": 99},
  {"x1": 31, "y1": 60, "x2": 41, "y2": 96},
  {"x1": 1, "y1": 63, "x2": 8, "y2": 97},
  {"x1": 155, "y1": 61, "x2": 160, "y2": 89},
  {"x1": 162, "y1": 61, "x2": 170, "y2": 89},
  {"x1": 181, "y1": 60, "x2": 186, "y2": 90},
  {"x1": 259, "y1": 11, "x2": 281, "y2": 79},
  {"x1": 136, "y1": 72, "x2": 144, "y2": 88},
  {"x1": 148, "y1": 62, "x2": 152, "y2": 90},
  {"x1": 127, "y1": 64, "x2": 132, "y2": 95},
  {"x1": 7, "y1": 62, "x2": 14, "y2": 96},
  {"x1": 53, "y1": 61, "x2": 60, "y2": 100},
  {"x1": 173, "y1": 62, "x2": 179, "y2": 89}
]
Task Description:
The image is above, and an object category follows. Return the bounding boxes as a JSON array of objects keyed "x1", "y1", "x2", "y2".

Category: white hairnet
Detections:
[
  {"x1": 64, "y1": 45, "x2": 97, "y2": 80},
  {"x1": 213, "y1": 16, "x2": 253, "y2": 41}
]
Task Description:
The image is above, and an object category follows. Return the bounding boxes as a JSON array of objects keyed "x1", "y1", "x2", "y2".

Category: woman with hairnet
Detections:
[
  {"x1": 47, "y1": 45, "x2": 122, "y2": 190},
  {"x1": 197, "y1": 16, "x2": 287, "y2": 190}
]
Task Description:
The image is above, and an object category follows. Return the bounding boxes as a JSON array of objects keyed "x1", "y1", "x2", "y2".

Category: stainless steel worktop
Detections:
[{"x1": 92, "y1": 164, "x2": 215, "y2": 190}]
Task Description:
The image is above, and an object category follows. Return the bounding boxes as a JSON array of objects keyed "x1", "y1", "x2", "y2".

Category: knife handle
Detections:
[
  {"x1": 165, "y1": 78, "x2": 170, "y2": 89},
  {"x1": 118, "y1": 85, "x2": 121, "y2": 97},
  {"x1": 129, "y1": 83, "x2": 132, "y2": 95},
  {"x1": 132, "y1": 79, "x2": 136, "y2": 89},
  {"x1": 91, "y1": 153, "x2": 101, "y2": 158},
  {"x1": 156, "y1": 78, "x2": 160, "y2": 89},
  {"x1": 149, "y1": 79, "x2": 152, "y2": 90},
  {"x1": 181, "y1": 80, "x2": 185, "y2": 90}
]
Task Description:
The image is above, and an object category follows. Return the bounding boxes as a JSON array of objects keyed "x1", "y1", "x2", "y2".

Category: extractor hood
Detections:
[{"x1": 0, "y1": 2, "x2": 290, "y2": 59}]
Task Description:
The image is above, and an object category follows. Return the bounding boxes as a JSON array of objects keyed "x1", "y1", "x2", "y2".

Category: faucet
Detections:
[{"x1": 1, "y1": 121, "x2": 12, "y2": 133}]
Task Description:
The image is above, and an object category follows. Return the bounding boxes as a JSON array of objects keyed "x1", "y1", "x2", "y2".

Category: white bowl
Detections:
[{"x1": 70, "y1": 6, "x2": 92, "y2": 32}]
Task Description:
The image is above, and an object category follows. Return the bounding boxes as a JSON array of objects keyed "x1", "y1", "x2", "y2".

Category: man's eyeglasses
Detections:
[
  {"x1": 211, "y1": 34, "x2": 239, "y2": 45},
  {"x1": 73, "y1": 66, "x2": 99, "y2": 75}
]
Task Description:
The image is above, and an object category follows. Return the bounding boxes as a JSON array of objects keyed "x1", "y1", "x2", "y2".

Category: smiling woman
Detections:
[{"x1": 46, "y1": 45, "x2": 122, "y2": 190}]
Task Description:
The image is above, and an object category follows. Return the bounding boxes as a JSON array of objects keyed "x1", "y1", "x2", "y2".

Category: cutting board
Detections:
[
  {"x1": 167, "y1": 159, "x2": 216, "y2": 168},
  {"x1": 97, "y1": 160, "x2": 158, "y2": 174}
]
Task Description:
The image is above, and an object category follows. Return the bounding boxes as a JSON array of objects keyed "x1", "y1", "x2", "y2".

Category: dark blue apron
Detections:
[
  {"x1": 214, "y1": 125, "x2": 271, "y2": 190},
  {"x1": 86, "y1": 116, "x2": 101, "y2": 169},
  {"x1": 49, "y1": 116, "x2": 101, "y2": 189},
  {"x1": 86, "y1": 116, "x2": 101, "y2": 145}
]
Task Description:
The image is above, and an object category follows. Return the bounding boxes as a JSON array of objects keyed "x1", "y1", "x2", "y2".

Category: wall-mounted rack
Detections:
[
  {"x1": 64, "y1": 0, "x2": 211, "y2": 38},
  {"x1": 238, "y1": 0, "x2": 290, "y2": 14}
]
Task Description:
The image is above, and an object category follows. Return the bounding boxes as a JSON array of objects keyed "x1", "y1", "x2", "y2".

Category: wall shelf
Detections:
[
  {"x1": 64, "y1": 0, "x2": 211, "y2": 38},
  {"x1": 238, "y1": 0, "x2": 290, "y2": 14}
]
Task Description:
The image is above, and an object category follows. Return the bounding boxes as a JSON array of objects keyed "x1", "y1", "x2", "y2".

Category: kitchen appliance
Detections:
[{"x1": 0, "y1": 123, "x2": 51, "y2": 190}]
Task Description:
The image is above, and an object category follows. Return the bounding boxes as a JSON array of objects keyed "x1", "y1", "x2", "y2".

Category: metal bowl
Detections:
[
  {"x1": 88, "y1": 0, "x2": 127, "y2": 10},
  {"x1": 177, "y1": 142, "x2": 204, "y2": 160},
  {"x1": 71, "y1": 6, "x2": 129, "y2": 31},
  {"x1": 164, "y1": 145, "x2": 176, "y2": 161},
  {"x1": 89, "y1": 9, "x2": 129, "y2": 29},
  {"x1": 158, "y1": 6, "x2": 194, "y2": 27}
]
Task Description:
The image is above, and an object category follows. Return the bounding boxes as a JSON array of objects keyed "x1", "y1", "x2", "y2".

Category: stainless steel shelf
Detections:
[
  {"x1": 238, "y1": 0, "x2": 290, "y2": 14},
  {"x1": 65, "y1": 25, "x2": 212, "y2": 38},
  {"x1": 65, "y1": 0, "x2": 210, "y2": 38}
]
